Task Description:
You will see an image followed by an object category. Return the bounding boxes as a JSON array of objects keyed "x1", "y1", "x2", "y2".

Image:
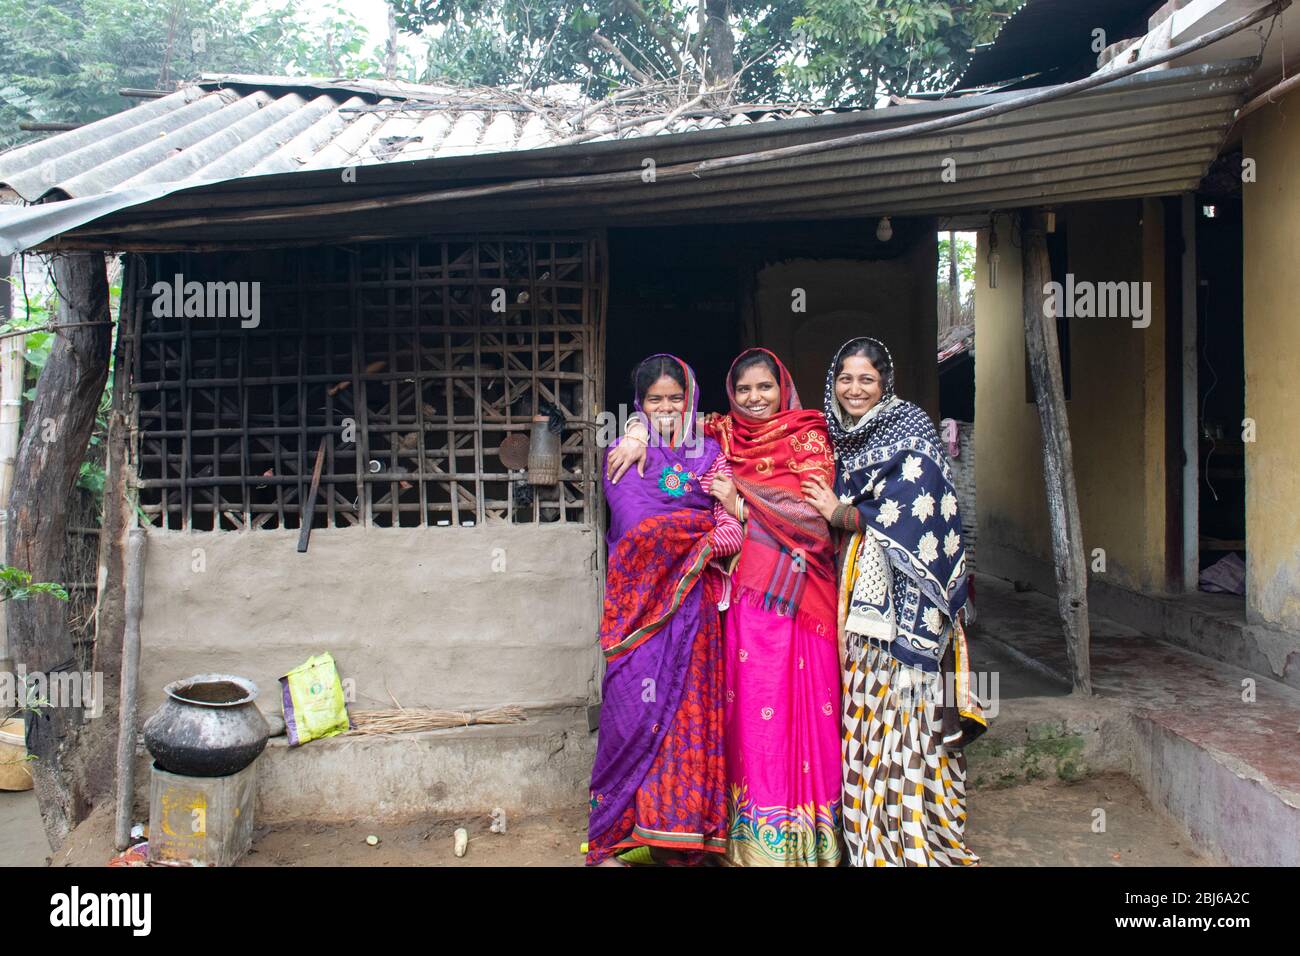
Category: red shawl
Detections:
[{"x1": 706, "y1": 348, "x2": 838, "y2": 634}]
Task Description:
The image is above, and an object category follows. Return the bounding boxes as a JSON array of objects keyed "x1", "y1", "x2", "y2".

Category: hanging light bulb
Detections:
[
  {"x1": 987, "y1": 223, "x2": 1000, "y2": 289},
  {"x1": 875, "y1": 216, "x2": 893, "y2": 242}
]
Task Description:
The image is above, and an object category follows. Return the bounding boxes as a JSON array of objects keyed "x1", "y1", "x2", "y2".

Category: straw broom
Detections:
[{"x1": 348, "y1": 706, "x2": 525, "y2": 735}]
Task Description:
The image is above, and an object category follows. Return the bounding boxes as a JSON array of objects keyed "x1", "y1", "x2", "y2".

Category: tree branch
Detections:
[
  {"x1": 592, "y1": 30, "x2": 654, "y2": 84},
  {"x1": 619, "y1": 0, "x2": 684, "y2": 69}
]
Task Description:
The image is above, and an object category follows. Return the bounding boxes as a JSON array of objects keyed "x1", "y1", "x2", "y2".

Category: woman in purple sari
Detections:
[{"x1": 587, "y1": 355, "x2": 743, "y2": 865}]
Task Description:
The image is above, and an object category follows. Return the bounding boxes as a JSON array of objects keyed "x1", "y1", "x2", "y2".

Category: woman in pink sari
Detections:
[{"x1": 613, "y1": 348, "x2": 842, "y2": 866}]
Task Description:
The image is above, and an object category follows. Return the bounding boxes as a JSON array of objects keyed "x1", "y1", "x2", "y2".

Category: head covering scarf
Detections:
[
  {"x1": 630, "y1": 352, "x2": 706, "y2": 456},
  {"x1": 708, "y1": 348, "x2": 837, "y2": 633},
  {"x1": 823, "y1": 337, "x2": 969, "y2": 665},
  {"x1": 605, "y1": 352, "x2": 719, "y2": 549},
  {"x1": 823, "y1": 336, "x2": 902, "y2": 461}
]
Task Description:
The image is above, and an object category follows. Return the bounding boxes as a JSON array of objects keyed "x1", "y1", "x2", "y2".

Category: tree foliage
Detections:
[
  {"x1": 392, "y1": 0, "x2": 1022, "y2": 105},
  {"x1": 394, "y1": 1, "x2": 705, "y2": 93},
  {"x1": 0, "y1": 564, "x2": 69, "y2": 603},
  {"x1": 0, "y1": 1, "x2": 1025, "y2": 147},
  {"x1": 0, "y1": 0, "x2": 405, "y2": 150},
  {"x1": 786, "y1": 0, "x2": 1020, "y2": 105}
]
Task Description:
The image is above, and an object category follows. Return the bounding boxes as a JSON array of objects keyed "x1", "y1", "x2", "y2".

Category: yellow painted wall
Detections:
[
  {"x1": 974, "y1": 218, "x2": 1052, "y2": 564},
  {"x1": 975, "y1": 201, "x2": 1169, "y2": 593},
  {"x1": 1243, "y1": 88, "x2": 1300, "y2": 631}
]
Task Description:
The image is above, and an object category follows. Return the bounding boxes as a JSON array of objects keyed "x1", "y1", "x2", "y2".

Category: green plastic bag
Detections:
[{"x1": 279, "y1": 653, "x2": 350, "y2": 746}]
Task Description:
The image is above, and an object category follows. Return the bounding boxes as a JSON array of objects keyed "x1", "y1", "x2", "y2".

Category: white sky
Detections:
[{"x1": 321, "y1": 0, "x2": 392, "y2": 40}]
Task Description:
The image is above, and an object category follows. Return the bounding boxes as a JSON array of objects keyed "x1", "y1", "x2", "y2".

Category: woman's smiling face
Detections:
[
  {"x1": 835, "y1": 354, "x2": 884, "y2": 421},
  {"x1": 734, "y1": 365, "x2": 781, "y2": 420},
  {"x1": 642, "y1": 373, "x2": 686, "y2": 442}
]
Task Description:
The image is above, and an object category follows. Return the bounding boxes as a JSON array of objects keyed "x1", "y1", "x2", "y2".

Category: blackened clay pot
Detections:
[{"x1": 143, "y1": 674, "x2": 270, "y2": 777}]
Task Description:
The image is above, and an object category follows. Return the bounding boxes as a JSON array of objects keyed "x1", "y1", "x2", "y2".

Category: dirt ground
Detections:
[
  {"x1": 240, "y1": 808, "x2": 590, "y2": 867},
  {"x1": 968, "y1": 773, "x2": 1210, "y2": 867},
  {"x1": 44, "y1": 799, "x2": 590, "y2": 867},
  {"x1": 32, "y1": 770, "x2": 1207, "y2": 867}
]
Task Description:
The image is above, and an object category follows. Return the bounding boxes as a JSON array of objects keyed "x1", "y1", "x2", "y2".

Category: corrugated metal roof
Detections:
[
  {"x1": 0, "y1": 74, "x2": 830, "y2": 203},
  {"x1": 0, "y1": 60, "x2": 1256, "y2": 254}
]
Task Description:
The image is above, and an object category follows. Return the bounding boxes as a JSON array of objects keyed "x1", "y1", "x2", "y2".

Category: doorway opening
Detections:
[{"x1": 1194, "y1": 192, "x2": 1246, "y2": 594}]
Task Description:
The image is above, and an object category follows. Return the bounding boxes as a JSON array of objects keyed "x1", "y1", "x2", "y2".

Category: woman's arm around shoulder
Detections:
[{"x1": 701, "y1": 453, "x2": 743, "y2": 555}]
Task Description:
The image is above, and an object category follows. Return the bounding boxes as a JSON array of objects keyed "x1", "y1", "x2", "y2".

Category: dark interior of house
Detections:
[{"x1": 1195, "y1": 192, "x2": 1246, "y2": 570}]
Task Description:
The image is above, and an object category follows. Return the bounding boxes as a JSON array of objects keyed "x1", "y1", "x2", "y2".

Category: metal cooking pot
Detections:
[{"x1": 143, "y1": 674, "x2": 270, "y2": 777}]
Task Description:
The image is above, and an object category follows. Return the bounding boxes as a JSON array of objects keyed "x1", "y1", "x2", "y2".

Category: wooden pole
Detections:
[
  {"x1": 947, "y1": 230, "x2": 961, "y2": 331},
  {"x1": 0, "y1": 253, "x2": 14, "y2": 670},
  {"x1": 385, "y1": 5, "x2": 398, "y2": 81},
  {"x1": 113, "y1": 529, "x2": 145, "y2": 850},
  {"x1": 297, "y1": 439, "x2": 327, "y2": 552},
  {"x1": 0, "y1": 332, "x2": 24, "y2": 670},
  {"x1": 92, "y1": 255, "x2": 142, "y2": 804},
  {"x1": 6, "y1": 251, "x2": 112, "y2": 847},
  {"x1": 0, "y1": 255, "x2": 16, "y2": 508},
  {"x1": 1179, "y1": 194, "x2": 1199, "y2": 590},
  {"x1": 18, "y1": 121, "x2": 82, "y2": 132},
  {"x1": 0, "y1": 336, "x2": 27, "y2": 507},
  {"x1": 1020, "y1": 209, "x2": 1092, "y2": 694},
  {"x1": 0, "y1": 335, "x2": 24, "y2": 671}
]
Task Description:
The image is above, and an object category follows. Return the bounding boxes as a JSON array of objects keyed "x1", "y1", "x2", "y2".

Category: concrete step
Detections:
[
  {"x1": 130, "y1": 705, "x2": 596, "y2": 826},
  {"x1": 972, "y1": 573, "x2": 1300, "y2": 866},
  {"x1": 1085, "y1": 580, "x2": 1300, "y2": 693},
  {"x1": 966, "y1": 694, "x2": 1130, "y2": 790}
]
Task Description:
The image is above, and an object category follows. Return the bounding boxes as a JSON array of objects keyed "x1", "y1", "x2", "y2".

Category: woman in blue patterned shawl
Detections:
[{"x1": 801, "y1": 336, "x2": 986, "y2": 867}]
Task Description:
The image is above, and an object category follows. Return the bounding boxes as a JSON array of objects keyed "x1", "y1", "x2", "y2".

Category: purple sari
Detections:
[{"x1": 587, "y1": 355, "x2": 728, "y2": 862}]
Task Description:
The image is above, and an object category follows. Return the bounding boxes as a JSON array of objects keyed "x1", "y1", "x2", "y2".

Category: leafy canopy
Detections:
[
  {"x1": 392, "y1": 0, "x2": 1021, "y2": 105},
  {"x1": 0, "y1": 0, "x2": 403, "y2": 149}
]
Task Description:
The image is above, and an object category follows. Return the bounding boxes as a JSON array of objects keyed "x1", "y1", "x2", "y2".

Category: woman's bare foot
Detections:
[{"x1": 591, "y1": 856, "x2": 628, "y2": 867}]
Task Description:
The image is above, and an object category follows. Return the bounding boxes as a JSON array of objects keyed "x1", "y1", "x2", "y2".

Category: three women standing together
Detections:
[{"x1": 587, "y1": 339, "x2": 985, "y2": 867}]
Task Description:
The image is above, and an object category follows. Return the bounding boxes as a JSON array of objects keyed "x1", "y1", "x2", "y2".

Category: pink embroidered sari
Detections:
[{"x1": 709, "y1": 349, "x2": 843, "y2": 866}]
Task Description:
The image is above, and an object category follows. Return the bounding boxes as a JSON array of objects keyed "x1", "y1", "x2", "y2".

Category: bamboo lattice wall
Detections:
[{"x1": 131, "y1": 236, "x2": 602, "y2": 530}]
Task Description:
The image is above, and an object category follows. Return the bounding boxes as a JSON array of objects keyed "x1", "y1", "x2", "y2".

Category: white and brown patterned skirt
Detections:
[{"x1": 841, "y1": 637, "x2": 979, "y2": 866}]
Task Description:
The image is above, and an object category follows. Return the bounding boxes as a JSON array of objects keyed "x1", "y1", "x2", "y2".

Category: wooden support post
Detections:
[
  {"x1": 1020, "y1": 210, "x2": 1093, "y2": 694},
  {"x1": 113, "y1": 529, "x2": 146, "y2": 850},
  {"x1": 0, "y1": 332, "x2": 24, "y2": 671},
  {"x1": 94, "y1": 255, "x2": 142, "y2": 827},
  {"x1": 0, "y1": 254, "x2": 15, "y2": 670},
  {"x1": 947, "y1": 229, "x2": 961, "y2": 328},
  {"x1": 0, "y1": 333, "x2": 25, "y2": 511},
  {"x1": 1179, "y1": 194, "x2": 1199, "y2": 591},
  {"x1": 6, "y1": 251, "x2": 113, "y2": 847},
  {"x1": 93, "y1": 257, "x2": 138, "y2": 679}
]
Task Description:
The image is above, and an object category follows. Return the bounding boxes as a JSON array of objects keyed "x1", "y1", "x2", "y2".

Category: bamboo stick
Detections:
[
  {"x1": 0, "y1": 332, "x2": 25, "y2": 516},
  {"x1": 113, "y1": 529, "x2": 146, "y2": 850},
  {"x1": 0, "y1": 331, "x2": 23, "y2": 665}
]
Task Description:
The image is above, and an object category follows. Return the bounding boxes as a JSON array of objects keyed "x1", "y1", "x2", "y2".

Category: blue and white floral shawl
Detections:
[{"x1": 824, "y1": 341, "x2": 969, "y2": 672}]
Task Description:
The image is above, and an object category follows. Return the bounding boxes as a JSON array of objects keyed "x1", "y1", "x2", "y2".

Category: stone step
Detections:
[{"x1": 972, "y1": 572, "x2": 1300, "y2": 866}]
